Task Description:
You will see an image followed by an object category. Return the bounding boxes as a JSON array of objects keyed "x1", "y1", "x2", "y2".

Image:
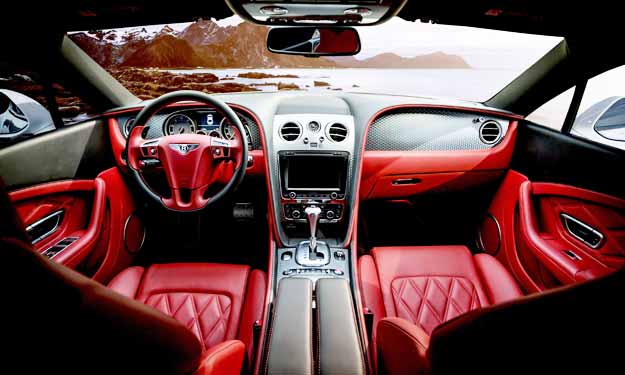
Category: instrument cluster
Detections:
[{"x1": 162, "y1": 109, "x2": 253, "y2": 148}]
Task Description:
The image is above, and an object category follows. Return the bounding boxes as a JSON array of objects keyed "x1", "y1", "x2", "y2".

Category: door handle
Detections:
[
  {"x1": 392, "y1": 178, "x2": 422, "y2": 185},
  {"x1": 26, "y1": 210, "x2": 64, "y2": 244},
  {"x1": 560, "y1": 213, "x2": 604, "y2": 249}
]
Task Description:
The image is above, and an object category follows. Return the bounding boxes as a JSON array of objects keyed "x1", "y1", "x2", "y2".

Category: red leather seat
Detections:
[
  {"x1": 108, "y1": 263, "x2": 266, "y2": 370},
  {"x1": 358, "y1": 245, "x2": 523, "y2": 373},
  {"x1": 0, "y1": 178, "x2": 265, "y2": 375}
]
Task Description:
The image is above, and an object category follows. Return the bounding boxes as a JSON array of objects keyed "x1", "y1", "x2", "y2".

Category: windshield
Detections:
[{"x1": 69, "y1": 16, "x2": 562, "y2": 102}]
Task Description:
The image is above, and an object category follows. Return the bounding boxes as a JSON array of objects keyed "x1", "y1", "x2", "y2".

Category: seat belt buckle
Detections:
[
  {"x1": 364, "y1": 307, "x2": 374, "y2": 340},
  {"x1": 251, "y1": 319, "x2": 262, "y2": 363}
]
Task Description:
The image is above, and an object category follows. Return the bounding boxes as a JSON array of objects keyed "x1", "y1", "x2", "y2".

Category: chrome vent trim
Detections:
[
  {"x1": 279, "y1": 122, "x2": 302, "y2": 141},
  {"x1": 327, "y1": 123, "x2": 348, "y2": 142},
  {"x1": 123, "y1": 118, "x2": 135, "y2": 138},
  {"x1": 479, "y1": 120, "x2": 503, "y2": 145}
]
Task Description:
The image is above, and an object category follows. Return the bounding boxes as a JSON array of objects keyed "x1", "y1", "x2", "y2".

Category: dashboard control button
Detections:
[
  {"x1": 292, "y1": 210, "x2": 301, "y2": 219},
  {"x1": 334, "y1": 250, "x2": 345, "y2": 261},
  {"x1": 326, "y1": 210, "x2": 335, "y2": 220},
  {"x1": 288, "y1": 192, "x2": 297, "y2": 199},
  {"x1": 330, "y1": 192, "x2": 338, "y2": 199},
  {"x1": 333, "y1": 268, "x2": 344, "y2": 276},
  {"x1": 281, "y1": 252, "x2": 292, "y2": 261},
  {"x1": 303, "y1": 137, "x2": 309, "y2": 144}
]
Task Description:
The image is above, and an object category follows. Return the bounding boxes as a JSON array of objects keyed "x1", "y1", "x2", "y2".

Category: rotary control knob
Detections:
[
  {"x1": 325, "y1": 210, "x2": 336, "y2": 220},
  {"x1": 292, "y1": 209, "x2": 301, "y2": 219}
]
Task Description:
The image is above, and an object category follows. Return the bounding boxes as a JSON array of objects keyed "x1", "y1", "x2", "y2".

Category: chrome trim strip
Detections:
[
  {"x1": 560, "y1": 213, "x2": 604, "y2": 249},
  {"x1": 26, "y1": 210, "x2": 64, "y2": 244},
  {"x1": 46, "y1": 237, "x2": 79, "y2": 260},
  {"x1": 123, "y1": 213, "x2": 146, "y2": 254},
  {"x1": 477, "y1": 213, "x2": 502, "y2": 255}
]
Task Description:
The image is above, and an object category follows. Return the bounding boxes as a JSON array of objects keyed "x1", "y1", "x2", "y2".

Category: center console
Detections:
[
  {"x1": 262, "y1": 98, "x2": 366, "y2": 374},
  {"x1": 271, "y1": 110, "x2": 355, "y2": 280}
]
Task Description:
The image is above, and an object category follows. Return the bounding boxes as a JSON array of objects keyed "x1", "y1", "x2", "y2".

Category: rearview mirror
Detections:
[{"x1": 267, "y1": 27, "x2": 361, "y2": 56}]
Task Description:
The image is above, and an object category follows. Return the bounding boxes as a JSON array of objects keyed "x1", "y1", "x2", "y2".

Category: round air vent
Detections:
[
  {"x1": 327, "y1": 123, "x2": 348, "y2": 142},
  {"x1": 123, "y1": 118, "x2": 135, "y2": 138},
  {"x1": 279, "y1": 122, "x2": 302, "y2": 141},
  {"x1": 479, "y1": 120, "x2": 503, "y2": 145}
]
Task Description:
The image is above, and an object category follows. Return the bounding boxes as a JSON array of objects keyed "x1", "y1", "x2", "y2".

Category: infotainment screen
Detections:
[{"x1": 284, "y1": 154, "x2": 347, "y2": 191}]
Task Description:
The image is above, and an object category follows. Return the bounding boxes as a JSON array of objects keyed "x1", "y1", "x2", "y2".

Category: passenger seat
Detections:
[{"x1": 358, "y1": 246, "x2": 523, "y2": 372}]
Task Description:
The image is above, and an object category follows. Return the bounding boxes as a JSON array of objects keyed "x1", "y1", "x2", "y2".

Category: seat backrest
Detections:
[
  {"x1": 428, "y1": 267, "x2": 625, "y2": 374},
  {"x1": 0, "y1": 179, "x2": 202, "y2": 375}
]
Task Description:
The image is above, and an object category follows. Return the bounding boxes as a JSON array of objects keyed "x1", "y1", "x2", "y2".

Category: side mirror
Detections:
[
  {"x1": 594, "y1": 97, "x2": 625, "y2": 141},
  {"x1": 0, "y1": 89, "x2": 54, "y2": 140},
  {"x1": 572, "y1": 97, "x2": 625, "y2": 144},
  {"x1": 267, "y1": 27, "x2": 361, "y2": 56}
]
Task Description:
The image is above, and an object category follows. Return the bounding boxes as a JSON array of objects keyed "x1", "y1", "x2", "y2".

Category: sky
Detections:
[{"x1": 85, "y1": 14, "x2": 562, "y2": 71}]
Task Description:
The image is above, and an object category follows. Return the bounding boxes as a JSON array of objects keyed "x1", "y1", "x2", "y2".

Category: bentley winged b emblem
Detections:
[{"x1": 169, "y1": 144, "x2": 199, "y2": 155}]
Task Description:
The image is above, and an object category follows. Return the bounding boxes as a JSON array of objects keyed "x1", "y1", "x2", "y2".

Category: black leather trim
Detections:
[
  {"x1": 511, "y1": 122, "x2": 625, "y2": 199},
  {"x1": 316, "y1": 278, "x2": 365, "y2": 375},
  {"x1": 265, "y1": 278, "x2": 313, "y2": 375}
]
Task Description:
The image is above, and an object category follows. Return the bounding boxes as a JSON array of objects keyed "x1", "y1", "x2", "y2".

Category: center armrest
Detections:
[
  {"x1": 316, "y1": 278, "x2": 366, "y2": 375},
  {"x1": 265, "y1": 278, "x2": 313, "y2": 375}
]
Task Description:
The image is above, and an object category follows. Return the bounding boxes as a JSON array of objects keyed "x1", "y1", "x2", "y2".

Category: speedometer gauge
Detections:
[
  {"x1": 219, "y1": 118, "x2": 237, "y2": 140},
  {"x1": 220, "y1": 117, "x2": 253, "y2": 149},
  {"x1": 165, "y1": 114, "x2": 196, "y2": 135}
]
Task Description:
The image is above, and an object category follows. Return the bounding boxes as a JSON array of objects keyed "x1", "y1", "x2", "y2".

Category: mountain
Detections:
[
  {"x1": 70, "y1": 21, "x2": 470, "y2": 69},
  {"x1": 122, "y1": 35, "x2": 204, "y2": 68},
  {"x1": 329, "y1": 52, "x2": 470, "y2": 69},
  {"x1": 178, "y1": 19, "x2": 233, "y2": 46}
]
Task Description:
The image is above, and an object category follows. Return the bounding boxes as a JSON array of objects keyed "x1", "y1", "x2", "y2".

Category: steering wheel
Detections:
[{"x1": 125, "y1": 91, "x2": 248, "y2": 212}]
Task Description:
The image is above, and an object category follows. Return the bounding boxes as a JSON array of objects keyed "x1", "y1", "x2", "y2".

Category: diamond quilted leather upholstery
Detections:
[
  {"x1": 146, "y1": 293, "x2": 232, "y2": 350},
  {"x1": 360, "y1": 245, "x2": 523, "y2": 374},
  {"x1": 391, "y1": 276, "x2": 482, "y2": 334},
  {"x1": 108, "y1": 262, "x2": 266, "y2": 367},
  {"x1": 359, "y1": 246, "x2": 521, "y2": 330}
]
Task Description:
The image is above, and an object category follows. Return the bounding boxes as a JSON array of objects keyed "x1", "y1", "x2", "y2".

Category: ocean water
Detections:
[{"x1": 165, "y1": 68, "x2": 520, "y2": 102}]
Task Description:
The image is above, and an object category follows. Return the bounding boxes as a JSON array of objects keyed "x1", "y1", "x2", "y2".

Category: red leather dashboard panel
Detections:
[{"x1": 360, "y1": 121, "x2": 518, "y2": 200}]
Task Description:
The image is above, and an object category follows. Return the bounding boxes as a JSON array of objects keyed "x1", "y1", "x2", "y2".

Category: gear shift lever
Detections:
[
  {"x1": 295, "y1": 205, "x2": 330, "y2": 267},
  {"x1": 305, "y1": 206, "x2": 321, "y2": 251}
]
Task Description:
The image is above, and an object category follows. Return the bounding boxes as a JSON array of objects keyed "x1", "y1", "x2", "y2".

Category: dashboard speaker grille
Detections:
[
  {"x1": 479, "y1": 120, "x2": 503, "y2": 144},
  {"x1": 279, "y1": 122, "x2": 302, "y2": 141},
  {"x1": 327, "y1": 123, "x2": 348, "y2": 142}
]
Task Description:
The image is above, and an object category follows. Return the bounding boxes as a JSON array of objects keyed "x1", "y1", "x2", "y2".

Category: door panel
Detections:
[
  {"x1": 517, "y1": 181, "x2": 622, "y2": 285},
  {"x1": 1, "y1": 115, "x2": 141, "y2": 282},
  {"x1": 483, "y1": 122, "x2": 625, "y2": 293},
  {"x1": 8, "y1": 169, "x2": 141, "y2": 282},
  {"x1": 10, "y1": 179, "x2": 107, "y2": 269}
]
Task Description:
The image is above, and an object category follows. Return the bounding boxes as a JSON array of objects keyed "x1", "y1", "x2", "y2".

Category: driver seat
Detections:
[
  {"x1": 0, "y1": 177, "x2": 265, "y2": 375},
  {"x1": 108, "y1": 263, "x2": 266, "y2": 368}
]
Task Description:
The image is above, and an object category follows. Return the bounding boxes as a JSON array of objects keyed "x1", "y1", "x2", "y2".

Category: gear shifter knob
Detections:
[{"x1": 305, "y1": 206, "x2": 321, "y2": 251}]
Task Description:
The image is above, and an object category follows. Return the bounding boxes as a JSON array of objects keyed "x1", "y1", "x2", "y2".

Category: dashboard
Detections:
[{"x1": 106, "y1": 92, "x2": 521, "y2": 248}]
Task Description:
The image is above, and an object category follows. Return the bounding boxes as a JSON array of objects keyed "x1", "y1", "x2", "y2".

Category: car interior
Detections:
[{"x1": 2, "y1": 1, "x2": 625, "y2": 374}]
